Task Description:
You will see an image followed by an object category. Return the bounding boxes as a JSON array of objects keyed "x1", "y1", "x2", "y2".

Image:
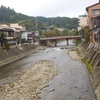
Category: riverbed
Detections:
[{"x1": 0, "y1": 42, "x2": 96, "y2": 100}]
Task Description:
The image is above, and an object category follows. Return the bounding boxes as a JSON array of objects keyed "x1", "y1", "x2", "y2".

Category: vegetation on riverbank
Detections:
[
  {"x1": 0, "y1": 31, "x2": 10, "y2": 50},
  {"x1": 76, "y1": 49, "x2": 93, "y2": 74},
  {"x1": 82, "y1": 58, "x2": 93, "y2": 74}
]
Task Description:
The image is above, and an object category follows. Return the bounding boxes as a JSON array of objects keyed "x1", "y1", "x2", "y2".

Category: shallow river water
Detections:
[{"x1": 0, "y1": 41, "x2": 96, "y2": 100}]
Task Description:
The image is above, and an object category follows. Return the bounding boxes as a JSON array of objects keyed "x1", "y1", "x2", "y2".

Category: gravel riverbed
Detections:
[{"x1": 0, "y1": 60, "x2": 58, "y2": 100}]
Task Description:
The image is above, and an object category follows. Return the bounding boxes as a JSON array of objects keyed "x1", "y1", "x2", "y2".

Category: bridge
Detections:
[{"x1": 40, "y1": 35, "x2": 82, "y2": 46}]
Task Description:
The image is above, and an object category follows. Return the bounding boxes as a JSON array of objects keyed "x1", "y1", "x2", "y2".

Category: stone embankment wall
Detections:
[
  {"x1": 0, "y1": 44, "x2": 37, "y2": 67},
  {"x1": 78, "y1": 42, "x2": 100, "y2": 100}
]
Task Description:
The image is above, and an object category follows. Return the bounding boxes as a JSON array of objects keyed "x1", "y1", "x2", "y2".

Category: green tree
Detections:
[
  {"x1": 71, "y1": 29, "x2": 81, "y2": 45},
  {"x1": 43, "y1": 28, "x2": 61, "y2": 37},
  {"x1": 0, "y1": 6, "x2": 78, "y2": 31},
  {"x1": 71, "y1": 29, "x2": 78, "y2": 36},
  {"x1": 83, "y1": 27, "x2": 90, "y2": 43},
  {"x1": 62, "y1": 29, "x2": 69, "y2": 36},
  {"x1": 1, "y1": 31, "x2": 10, "y2": 50}
]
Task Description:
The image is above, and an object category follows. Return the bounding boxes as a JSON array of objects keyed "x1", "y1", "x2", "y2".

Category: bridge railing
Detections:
[{"x1": 40, "y1": 35, "x2": 82, "y2": 41}]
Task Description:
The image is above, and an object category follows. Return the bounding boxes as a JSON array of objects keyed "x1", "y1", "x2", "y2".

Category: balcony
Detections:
[{"x1": 6, "y1": 37, "x2": 14, "y2": 40}]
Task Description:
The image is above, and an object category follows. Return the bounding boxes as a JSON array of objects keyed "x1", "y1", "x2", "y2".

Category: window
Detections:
[
  {"x1": 92, "y1": 9, "x2": 100, "y2": 15},
  {"x1": 96, "y1": 18, "x2": 100, "y2": 27},
  {"x1": 94, "y1": 30, "x2": 100, "y2": 42},
  {"x1": 92, "y1": 17, "x2": 100, "y2": 28}
]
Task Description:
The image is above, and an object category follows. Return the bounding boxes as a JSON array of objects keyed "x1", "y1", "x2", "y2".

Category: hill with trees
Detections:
[{"x1": 0, "y1": 5, "x2": 78, "y2": 31}]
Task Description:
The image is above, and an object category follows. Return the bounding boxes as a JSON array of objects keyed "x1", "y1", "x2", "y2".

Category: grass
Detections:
[
  {"x1": 76, "y1": 49, "x2": 81, "y2": 56},
  {"x1": 76, "y1": 49, "x2": 93, "y2": 74},
  {"x1": 82, "y1": 58, "x2": 93, "y2": 74}
]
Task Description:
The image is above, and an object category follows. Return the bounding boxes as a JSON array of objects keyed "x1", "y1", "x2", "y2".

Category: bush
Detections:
[{"x1": 5, "y1": 43, "x2": 10, "y2": 50}]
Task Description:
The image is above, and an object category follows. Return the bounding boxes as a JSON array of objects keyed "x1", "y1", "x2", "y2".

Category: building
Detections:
[
  {"x1": 27, "y1": 31, "x2": 39, "y2": 43},
  {"x1": 86, "y1": 2, "x2": 100, "y2": 45},
  {"x1": 78, "y1": 14, "x2": 88, "y2": 30},
  {"x1": 10, "y1": 23, "x2": 26, "y2": 46},
  {"x1": 0, "y1": 23, "x2": 26, "y2": 49},
  {"x1": 21, "y1": 32, "x2": 29, "y2": 42},
  {"x1": 0, "y1": 24, "x2": 15, "y2": 48}
]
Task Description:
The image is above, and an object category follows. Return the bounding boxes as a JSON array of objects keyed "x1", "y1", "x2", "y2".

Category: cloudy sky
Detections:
[{"x1": 0, "y1": 0, "x2": 99, "y2": 18}]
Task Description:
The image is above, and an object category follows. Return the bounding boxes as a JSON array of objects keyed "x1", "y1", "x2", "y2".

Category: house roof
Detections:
[
  {"x1": 0, "y1": 24, "x2": 14, "y2": 32},
  {"x1": 10, "y1": 23, "x2": 26, "y2": 32},
  {"x1": 10, "y1": 23, "x2": 23, "y2": 29},
  {"x1": 0, "y1": 24, "x2": 10, "y2": 28},
  {"x1": 2, "y1": 28, "x2": 14, "y2": 32},
  {"x1": 86, "y1": 2, "x2": 100, "y2": 11}
]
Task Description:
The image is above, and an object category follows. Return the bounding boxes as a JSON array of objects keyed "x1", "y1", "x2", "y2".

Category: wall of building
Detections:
[
  {"x1": 87, "y1": 4, "x2": 100, "y2": 29},
  {"x1": 78, "y1": 15, "x2": 88, "y2": 27}
]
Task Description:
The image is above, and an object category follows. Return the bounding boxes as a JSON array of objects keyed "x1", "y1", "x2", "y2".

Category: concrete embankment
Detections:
[
  {"x1": 0, "y1": 44, "x2": 37, "y2": 67},
  {"x1": 78, "y1": 42, "x2": 100, "y2": 100}
]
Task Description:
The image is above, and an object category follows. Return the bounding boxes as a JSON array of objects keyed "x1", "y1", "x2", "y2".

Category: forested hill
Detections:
[{"x1": 0, "y1": 5, "x2": 78, "y2": 31}]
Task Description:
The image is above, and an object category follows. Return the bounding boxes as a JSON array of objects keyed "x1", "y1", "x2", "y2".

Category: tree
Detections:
[
  {"x1": 0, "y1": 6, "x2": 78, "y2": 31},
  {"x1": 62, "y1": 29, "x2": 69, "y2": 36},
  {"x1": 43, "y1": 28, "x2": 61, "y2": 37},
  {"x1": 71, "y1": 29, "x2": 78, "y2": 36},
  {"x1": 0, "y1": 31, "x2": 10, "y2": 50},
  {"x1": 71, "y1": 29, "x2": 81, "y2": 45},
  {"x1": 83, "y1": 27, "x2": 90, "y2": 43}
]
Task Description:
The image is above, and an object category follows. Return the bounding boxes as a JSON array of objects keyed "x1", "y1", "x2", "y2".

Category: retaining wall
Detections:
[
  {"x1": 0, "y1": 44, "x2": 37, "y2": 67},
  {"x1": 78, "y1": 42, "x2": 100, "y2": 100}
]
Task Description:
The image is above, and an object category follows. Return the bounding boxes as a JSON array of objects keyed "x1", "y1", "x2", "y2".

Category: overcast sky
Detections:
[{"x1": 0, "y1": 0, "x2": 99, "y2": 18}]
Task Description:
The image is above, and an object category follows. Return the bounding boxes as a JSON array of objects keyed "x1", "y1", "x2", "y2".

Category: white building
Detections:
[
  {"x1": 21, "y1": 32, "x2": 29, "y2": 41},
  {"x1": 78, "y1": 14, "x2": 88, "y2": 31}
]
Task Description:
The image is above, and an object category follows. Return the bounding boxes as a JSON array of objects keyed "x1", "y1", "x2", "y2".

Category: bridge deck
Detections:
[{"x1": 40, "y1": 36, "x2": 81, "y2": 41}]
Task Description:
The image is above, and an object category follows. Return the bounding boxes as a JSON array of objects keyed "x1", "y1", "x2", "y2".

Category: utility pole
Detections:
[{"x1": 35, "y1": 20, "x2": 38, "y2": 32}]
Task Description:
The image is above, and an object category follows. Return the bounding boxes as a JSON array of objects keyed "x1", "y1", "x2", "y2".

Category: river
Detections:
[{"x1": 0, "y1": 41, "x2": 96, "y2": 100}]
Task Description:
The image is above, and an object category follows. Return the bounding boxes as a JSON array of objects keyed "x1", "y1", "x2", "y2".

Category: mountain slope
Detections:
[{"x1": 0, "y1": 5, "x2": 78, "y2": 31}]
